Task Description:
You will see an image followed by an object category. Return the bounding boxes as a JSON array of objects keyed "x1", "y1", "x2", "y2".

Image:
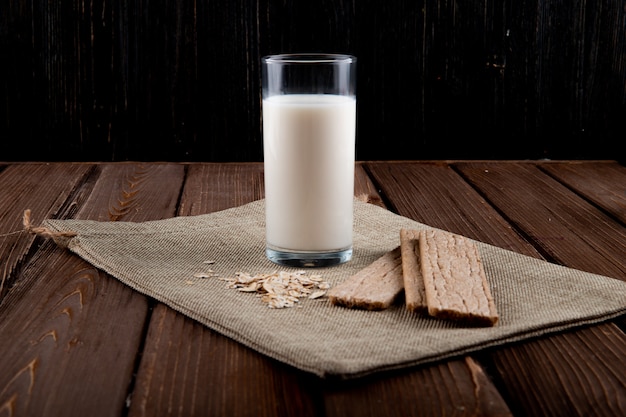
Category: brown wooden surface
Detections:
[{"x1": 0, "y1": 160, "x2": 625, "y2": 417}]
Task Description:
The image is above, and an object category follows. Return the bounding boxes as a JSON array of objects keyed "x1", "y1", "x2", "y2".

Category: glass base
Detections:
[{"x1": 266, "y1": 247, "x2": 352, "y2": 268}]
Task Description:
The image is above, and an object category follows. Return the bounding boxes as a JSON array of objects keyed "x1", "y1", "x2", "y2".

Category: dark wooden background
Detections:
[{"x1": 1, "y1": 0, "x2": 625, "y2": 162}]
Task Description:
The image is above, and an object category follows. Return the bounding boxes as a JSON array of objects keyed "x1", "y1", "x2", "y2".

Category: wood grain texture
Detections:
[
  {"x1": 0, "y1": 163, "x2": 186, "y2": 416},
  {"x1": 491, "y1": 324, "x2": 626, "y2": 417},
  {"x1": 0, "y1": 249, "x2": 144, "y2": 417},
  {"x1": 455, "y1": 161, "x2": 626, "y2": 280},
  {"x1": 364, "y1": 161, "x2": 545, "y2": 257},
  {"x1": 177, "y1": 163, "x2": 265, "y2": 215},
  {"x1": 0, "y1": 161, "x2": 623, "y2": 417},
  {"x1": 322, "y1": 357, "x2": 512, "y2": 417},
  {"x1": 1, "y1": 1, "x2": 624, "y2": 162},
  {"x1": 80, "y1": 163, "x2": 185, "y2": 221},
  {"x1": 540, "y1": 161, "x2": 626, "y2": 225},
  {"x1": 129, "y1": 303, "x2": 320, "y2": 417},
  {"x1": 0, "y1": 163, "x2": 93, "y2": 300}
]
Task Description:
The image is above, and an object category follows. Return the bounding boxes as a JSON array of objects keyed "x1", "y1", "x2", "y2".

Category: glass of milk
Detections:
[{"x1": 261, "y1": 53, "x2": 357, "y2": 267}]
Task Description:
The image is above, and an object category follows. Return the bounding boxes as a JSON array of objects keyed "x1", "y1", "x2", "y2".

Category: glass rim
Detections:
[{"x1": 262, "y1": 53, "x2": 355, "y2": 64}]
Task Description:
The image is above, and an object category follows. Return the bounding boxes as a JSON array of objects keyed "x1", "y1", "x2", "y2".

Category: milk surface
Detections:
[{"x1": 263, "y1": 94, "x2": 356, "y2": 252}]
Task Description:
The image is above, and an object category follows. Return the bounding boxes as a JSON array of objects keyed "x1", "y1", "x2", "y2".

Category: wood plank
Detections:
[
  {"x1": 366, "y1": 161, "x2": 626, "y2": 417},
  {"x1": 129, "y1": 301, "x2": 323, "y2": 417},
  {"x1": 455, "y1": 161, "x2": 626, "y2": 280},
  {"x1": 0, "y1": 163, "x2": 93, "y2": 300},
  {"x1": 363, "y1": 161, "x2": 544, "y2": 257},
  {"x1": 78, "y1": 163, "x2": 185, "y2": 222},
  {"x1": 0, "y1": 247, "x2": 146, "y2": 417},
  {"x1": 323, "y1": 357, "x2": 511, "y2": 417},
  {"x1": 130, "y1": 299, "x2": 321, "y2": 417},
  {"x1": 355, "y1": 162, "x2": 385, "y2": 207},
  {"x1": 490, "y1": 322, "x2": 626, "y2": 417},
  {"x1": 540, "y1": 161, "x2": 626, "y2": 225},
  {"x1": 177, "y1": 163, "x2": 265, "y2": 215},
  {"x1": 0, "y1": 163, "x2": 185, "y2": 417}
]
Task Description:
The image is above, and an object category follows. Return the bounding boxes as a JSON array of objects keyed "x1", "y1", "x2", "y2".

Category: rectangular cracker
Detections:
[
  {"x1": 419, "y1": 230, "x2": 499, "y2": 326},
  {"x1": 327, "y1": 247, "x2": 404, "y2": 310},
  {"x1": 400, "y1": 229, "x2": 427, "y2": 312}
]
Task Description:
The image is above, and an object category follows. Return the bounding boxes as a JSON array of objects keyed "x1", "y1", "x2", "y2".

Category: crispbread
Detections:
[
  {"x1": 327, "y1": 247, "x2": 404, "y2": 310},
  {"x1": 399, "y1": 229, "x2": 427, "y2": 312},
  {"x1": 419, "y1": 230, "x2": 498, "y2": 326}
]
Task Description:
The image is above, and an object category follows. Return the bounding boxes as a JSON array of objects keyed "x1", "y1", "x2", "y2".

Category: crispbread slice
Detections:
[
  {"x1": 327, "y1": 247, "x2": 404, "y2": 310},
  {"x1": 399, "y1": 229, "x2": 427, "y2": 312},
  {"x1": 419, "y1": 230, "x2": 499, "y2": 326}
]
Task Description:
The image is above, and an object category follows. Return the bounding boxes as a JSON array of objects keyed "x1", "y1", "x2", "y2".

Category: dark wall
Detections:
[{"x1": 1, "y1": 0, "x2": 625, "y2": 162}]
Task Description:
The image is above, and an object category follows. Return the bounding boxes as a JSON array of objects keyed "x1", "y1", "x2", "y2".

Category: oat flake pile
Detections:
[{"x1": 34, "y1": 199, "x2": 626, "y2": 379}]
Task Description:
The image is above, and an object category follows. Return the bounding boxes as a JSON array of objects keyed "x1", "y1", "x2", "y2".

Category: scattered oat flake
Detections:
[
  {"x1": 218, "y1": 270, "x2": 332, "y2": 309},
  {"x1": 309, "y1": 290, "x2": 326, "y2": 299},
  {"x1": 318, "y1": 282, "x2": 331, "y2": 290},
  {"x1": 203, "y1": 260, "x2": 216, "y2": 264},
  {"x1": 238, "y1": 283, "x2": 260, "y2": 292}
]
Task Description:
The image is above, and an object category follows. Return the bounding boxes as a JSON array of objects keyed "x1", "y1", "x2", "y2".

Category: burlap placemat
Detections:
[{"x1": 33, "y1": 199, "x2": 626, "y2": 379}]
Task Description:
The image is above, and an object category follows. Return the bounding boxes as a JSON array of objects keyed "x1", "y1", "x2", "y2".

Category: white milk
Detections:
[{"x1": 263, "y1": 94, "x2": 356, "y2": 252}]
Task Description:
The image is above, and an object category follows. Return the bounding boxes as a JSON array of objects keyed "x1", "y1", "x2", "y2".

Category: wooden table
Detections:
[{"x1": 1, "y1": 160, "x2": 625, "y2": 417}]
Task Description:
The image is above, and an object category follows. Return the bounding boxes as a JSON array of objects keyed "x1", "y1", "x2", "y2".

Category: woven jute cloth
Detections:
[{"x1": 39, "y1": 199, "x2": 626, "y2": 379}]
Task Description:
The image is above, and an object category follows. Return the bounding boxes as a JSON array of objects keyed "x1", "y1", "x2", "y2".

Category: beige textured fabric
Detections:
[{"x1": 42, "y1": 199, "x2": 626, "y2": 379}]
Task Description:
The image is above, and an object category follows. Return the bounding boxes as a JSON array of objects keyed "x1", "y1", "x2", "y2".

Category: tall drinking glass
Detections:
[{"x1": 261, "y1": 53, "x2": 357, "y2": 267}]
